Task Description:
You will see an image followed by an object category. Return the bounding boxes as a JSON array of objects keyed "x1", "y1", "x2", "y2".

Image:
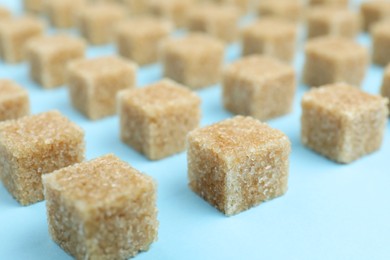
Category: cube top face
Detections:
[
  {"x1": 0, "y1": 16, "x2": 44, "y2": 35},
  {"x1": 257, "y1": 0, "x2": 303, "y2": 20},
  {"x1": 305, "y1": 36, "x2": 367, "y2": 61},
  {"x1": 68, "y1": 56, "x2": 137, "y2": 80},
  {"x1": 115, "y1": 17, "x2": 173, "y2": 37},
  {"x1": 224, "y1": 55, "x2": 294, "y2": 83},
  {"x1": 0, "y1": 80, "x2": 27, "y2": 102},
  {"x1": 188, "y1": 116, "x2": 290, "y2": 161},
  {"x1": 302, "y1": 83, "x2": 389, "y2": 118},
  {"x1": 242, "y1": 18, "x2": 297, "y2": 38},
  {"x1": 162, "y1": 33, "x2": 224, "y2": 57},
  {"x1": 26, "y1": 34, "x2": 85, "y2": 56},
  {"x1": 120, "y1": 79, "x2": 201, "y2": 117},
  {"x1": 46, "y1": 0, "x2": 85, "y2": 8},
  {"x1": 80, "y1": 3, "x2": 125, "y2": 21},
  {"x1": 0, "y1": 110, "x2": 84, "y2": 159},
  {"x1": 361, "y1": 1, "x2": 390, "y2": 14},
  {"x1": 42, "y1": 154, "x2": 155, "y2": 211}
]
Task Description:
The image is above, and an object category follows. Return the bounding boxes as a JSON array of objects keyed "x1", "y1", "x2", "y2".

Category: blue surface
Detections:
[{"x1": 1, "y1": 1, "x2": 390, "y2": 259}]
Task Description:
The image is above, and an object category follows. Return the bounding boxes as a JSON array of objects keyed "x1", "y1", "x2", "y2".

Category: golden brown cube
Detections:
[
  {"x1": 67, "y1": 56, "x2": 137, "y2": 120},
  {"x1": 23, "y1": 0, "x2": 44, "y2": 14},
  {"x1": 308, "y1": 0, "x2": 349, "y2": 7},
  {"x1": 0, "y1": 110, "x2": 85, "y2": 205},
  {"x1": 257, "y1": 0, "x2": 304, "y2": 22},
  {"x1": 188, "y1": 3, "x2": 239, "y2": 43},
  {"x1": 361, "y1": 0, "x2": 390, "y2": 31},
  {"x1": 26, "y1": 34, "x2": 86, "y2": 88},
  {"x1": 0, "y1": 16, "x2": 44, "y2": 63},
  {"x1": 149, "y1": 0, "x2": 193, "y2": 27},
  {"x1": 115, "y1": 17, "x2": 172, "y2": 65},
  {"x1": 307, "y1": 7, "x2": 360, "y2": 39},
  {"x1": 78, "y1": 3, "x2": 125, "y2": 45},
  {"x1": 381, "y1": 64, "x2": 390, "y2": 111},
  {"x1": 241, "y1": 18, "x2": 297, "y2": 62},
  {"x1": 0, "y1": 80, "x2": 29, "y2": 121},
  {"x1": 45, "y1": 0, "x2": 86, "y2": 29},
  {"x1": 301, "y1": 83, "x2": 388, "y2": 163},
  {"x1": 119, "y1": 79, "x2": 201, "y2": 160},
  {"x1": 160, "y1": 33, "x2": 224, "y2": 89},
  {"x1": 0, "y1": 6, "x2": 11, "y2": 19},
  {"x1": 42, "y1": 154, "x2": 158, "y2": 259},
  {"x1": 303, "y1": 36, "x2": 368, "y2": 87},
  {"x1": 204, "y1": 0, "x2": 251, "y2": 13},
  {"x1": 372, "y1": 20, "x2": 390, "y2": 66},
  {"x1": 187, "y1": 116, "x2": 291, "y2": 216},
  {"x1": 223, "y1": 55, "x2": 296, "y2": 121}
]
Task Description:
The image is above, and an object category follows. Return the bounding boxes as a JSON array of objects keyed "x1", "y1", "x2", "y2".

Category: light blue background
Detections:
[{"x1": 1, "y1": 1, "x2": 389, "y2": 259}]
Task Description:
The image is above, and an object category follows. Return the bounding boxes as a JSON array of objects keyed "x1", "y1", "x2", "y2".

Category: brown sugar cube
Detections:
[
  {"x1": 42, "y1": 154, "x2": 158, "y2": 259},
  {"x1": 0, "y1": 110, "x2": 85, "y2": 205},
  {"x1": 78, "y1": 3, "x2": 126, "y2": 45},
  {"x1": 223, "y1": 55, "x2": 296, "y2": 121},
  {"x1": 307, "y1": 7, "x2": 360, "y2": 39},
  {"x1": 301, "y1": 83, "x2": 388, "y2": 163},
  {"x1": 23, "y1": 0, "x2": 44, "y2": 14},
  {"x1": 0, "y1": 16, "x2": 44, "y2": 63},
  {"x1": 308, "y1": 0, "x2": 349, "y2": 7},
  {"x1": 257, "y1": 0, "x2": 304, "y2": 22},
  {"x1": 361, "y1": 0, "x2": 390, "y2": 31},
  {"x1": 115, "y1": 17, "x2": 172, "y2": 65},
  {"x1": 149, "y1": 0, "x2": 193, "y2": 27},
  {"x1": 372, "y1": 20, "x2": 390, "y2": 66},
  {"x1": 241, "y1": 18, "x2": 297, "y2": 62},
  {"x1": 381, "y1": 65, "x2": 390, "y2": 111},
  {"x1": 67, "y1": 56, "x2": 137, "y2": 120},
  {"x1": 303, "y1": 36, "x2": 368, "y2": 87},
  {"x1": 0, "y1": 6, "x2": 11, "y2": 19},
  {"x1": 204, "y1": 0, "x2": 251, "y2": 13},
  {"x1": 0, "y1": 80, "x2": 30, "y2": 121},
  {"x1": 187, "y1": 4, "x2": 239, "y2": 43},
  {"x1": 119, "y1": 79, "x2": 201, "y2": 160},
  {"x1": 187, "y1": 116, "x2": 291, "y2": 216},
  {"x1": 45, "y1": 0, "x2": 86, "y2": 29},
  {"x1": 26, "y1": 34, "x2": 86, "y2": 88},
  {"x1": 160, "y1": 33, "x2": 224, "y2": 89}
]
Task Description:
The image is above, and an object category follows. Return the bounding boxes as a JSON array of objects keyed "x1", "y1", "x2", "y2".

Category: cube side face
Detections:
[
  {"x1": 0, "y1": 93, "x2": 29, "y2": 121},
  {"x1": 28, "y1": 49, "x2": 45, "y2": 87},
  {"x1": 8, "y1": 26, "x2": 43, "y2": 63},
  {"x1": 44, "y1": 48, "x2": 85, "y2": 88},
  {"x1": 340, "y1": 105, "x2": 388, "y2": 163},
  {"x1": 252, "y1": 71, "x2": 296, "y2": 120},
  {"x1": 120, "y1": 100, "x2": 150, "y2": 157},
  {"x1": 118, "y1": 31, "x2": 169, "y2": 65},
  {"x1": 67, "y1": 72, "x2": 91, "y2": 119},
  {"x1": 225, "y1": 140, "x2": 290, "y2": 216},
  {"x1": 373, "y1": 33, "x2": 390, "y2": 66},
  {"x1": 188, "y1": 138, "x2": 228, "y2": 214},
  {"x1": 209, "y1": 17, "x2": 238, "y2": 43},
  {"x1": 44, "y1": 186, "x2": 88, "y2": 259},
  {"x1": 308, "y1": 18, "x2": 331, "y2": 38},
  {"x1": 89, "y1": 70, "x2": 135, "y2": 120},
  {"x1": 81, "y1": 15, "x2": 123, "y2": 45},
  {"x1": 334, "y1": 53, "x2": 367, "y2": 87},
  {"x1": 147, "y1": 102, "x2": 201, "y2": 160},
  {"x1": 162, "y1": 50, "x2": 187, "y2": 87},
  {"x1": 303, "y1": 51, "x2": 337, "y2": 87},
  {"x1": 83, "y1": 186, "x2": 158, "y2": 259},
  {"x1": 184, "y1": 49, "x2": 223, "y2": 88},
  {"x1": 301, "y1": 102, "x2": 346, "y2": 162},
  {"x1": 242, "y1": 30, "x2": 265, "y2": 56},
  {"x1": 222, "y1": 72, "x2": 256, "y2": 117}
]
